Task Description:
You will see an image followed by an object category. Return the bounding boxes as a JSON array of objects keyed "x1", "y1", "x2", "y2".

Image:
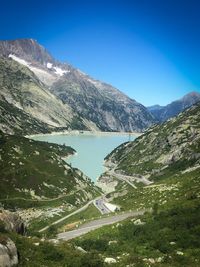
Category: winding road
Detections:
[{"x1": 106, "y1": 163, "x2": 153, "y2": 188}]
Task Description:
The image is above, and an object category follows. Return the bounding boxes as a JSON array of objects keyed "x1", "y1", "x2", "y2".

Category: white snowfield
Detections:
[
  {"x1": 9, "y1": 54, "x2": 70, "y2": 77},
  {"x1": 53, "y1": 66, "x2": 70, "y2": 76},
  {"x1": 9, "y1": 54, "x2": 29, "y2": 66},
  {"x1": 47, "y1": 62, "x2": 53, "y2": 69}
]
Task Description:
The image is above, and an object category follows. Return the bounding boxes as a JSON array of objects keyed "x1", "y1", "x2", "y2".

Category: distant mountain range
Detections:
[
  {"x1": 0, "y1": 38, "x2": 155, "y2": 134},
  {"x1": 148, "y1": 91, "x2": 200, "y2": 122}
]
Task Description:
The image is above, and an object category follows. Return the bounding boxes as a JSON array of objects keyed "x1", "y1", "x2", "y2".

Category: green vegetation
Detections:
[
  {"x1": 109, "y1": 168, "x2": 199, "y2": 212},
  {"x1": 74, "y1": 200, "x2": 200, "y2": 266},
  {"x1": 0, "y1": 232, "x2": 104, "y2": 267},
  {"x1": 27, "y1": 194, "x2": 101, "y2": 235}
]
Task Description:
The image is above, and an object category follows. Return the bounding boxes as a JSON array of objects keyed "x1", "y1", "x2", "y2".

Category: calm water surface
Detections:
[{"x1": 32, "y1": 133, "x2": 136, "y2": 181}]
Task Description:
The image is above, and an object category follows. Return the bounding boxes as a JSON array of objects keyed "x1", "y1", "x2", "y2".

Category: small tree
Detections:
[{"x1": 152, "y1": 203, "x2": 159, "y2": 216}]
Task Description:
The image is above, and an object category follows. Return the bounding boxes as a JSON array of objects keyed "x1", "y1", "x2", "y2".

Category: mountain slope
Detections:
[
  {"x1": 0, "y1": 96, "x2": 51, "y2": 135},
  {"x1": 0, "y1": 130, "x2": 100, "y2": 209},
  {"x1": 51, "y1": 70, "x2": 154, "y2": 132},
  {"x1": 0, "y1": 57, "x2": 88, "y2": 134},
  {"x1": 103, "y1": 102, "x2": 200, "y2": 181},
  {"x1": 148, "y1": 92, "x2": 200, "y2": 122},
  {"x1": 0, "y1": 38, "x2": 155, "y2": 132}
]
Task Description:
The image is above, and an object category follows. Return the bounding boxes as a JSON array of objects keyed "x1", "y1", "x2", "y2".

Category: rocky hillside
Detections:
[
  {"x1": 0, "y1": 96, "x2": 52, "y2": 135},
  {"x1": 148, "y1": 91, "x2": 200, "y2": 122},
  {"x1": 103, "y1": 102, "x2": 200, "y2": 181},
  {"x1": 0, "y1": 38, "x2": 155, "y2": 132},
  {"x1": 0, "y1": 57, "x2": 89, "y2": 134},
  {"x1": 0, "y1": 130, "x2": 100, "y2": 210}
]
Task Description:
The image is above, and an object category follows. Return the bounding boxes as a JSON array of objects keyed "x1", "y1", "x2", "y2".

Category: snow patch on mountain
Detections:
[
  {"x1": 53, "y1": 66, "x2": 69, "y2": 76},
  {"x1": 47, "y1": 62, "x2": 53, "y2": 69},
  {"x1": 9, "y1": 54, "x2": 29, "y2": 67}
]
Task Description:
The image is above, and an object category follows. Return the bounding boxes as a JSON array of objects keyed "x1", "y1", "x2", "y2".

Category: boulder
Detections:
[{"x1": 0, "y1": 238, "x2": 18, "y2": 267}]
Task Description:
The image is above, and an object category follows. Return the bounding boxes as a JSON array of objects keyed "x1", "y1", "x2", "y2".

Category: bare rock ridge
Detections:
[
  {"x1": 148, "y1": 91, "x2": 200, "y2": 122},
  {"x1": 0, "y1": 38, "x2": 155, "y2": 133}
]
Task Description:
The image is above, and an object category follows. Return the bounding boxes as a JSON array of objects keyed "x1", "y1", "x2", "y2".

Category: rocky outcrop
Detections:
[
  {"x1": 0, "y1": 209, "x2": 25, "y2": 235},
  {"x1": 0, "y1": 210, "x2": 24, "y2": 267},
  {"x1": 0, "y1": 238, "x2": 18, "y2": 267}
]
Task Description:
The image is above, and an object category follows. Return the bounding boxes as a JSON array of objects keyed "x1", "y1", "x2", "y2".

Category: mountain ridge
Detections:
[{"x1": 148, "y1": 91, "x2": 200, "y2": 122}]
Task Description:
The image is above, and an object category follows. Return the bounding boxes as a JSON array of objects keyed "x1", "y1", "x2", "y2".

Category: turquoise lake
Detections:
[{"x1": 32, "y1": 133, "x2": 136, "y2": 181}]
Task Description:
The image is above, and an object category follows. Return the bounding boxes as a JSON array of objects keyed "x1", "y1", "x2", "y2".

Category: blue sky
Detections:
[{"x1": 0, "y1": 0, "x2": 200, "y2": 106}]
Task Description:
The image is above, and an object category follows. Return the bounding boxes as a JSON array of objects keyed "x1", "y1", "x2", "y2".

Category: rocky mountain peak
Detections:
[{"x1": 0, "y1": 38, "x2": 55, "y2": 65}]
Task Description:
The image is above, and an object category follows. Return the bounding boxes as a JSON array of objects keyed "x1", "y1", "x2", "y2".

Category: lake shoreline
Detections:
[{"x1": 25, "y1": 130, "x2": 142, "y2": 139}]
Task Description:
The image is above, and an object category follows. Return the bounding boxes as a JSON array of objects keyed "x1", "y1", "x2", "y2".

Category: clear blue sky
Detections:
[{"x1": 0, "y1": 0, "x2": 200, "y2": 106}]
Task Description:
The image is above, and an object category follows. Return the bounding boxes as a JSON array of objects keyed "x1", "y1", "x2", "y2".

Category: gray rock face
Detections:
[
  {"x1": 0, "y1": 238, "x2": 18, "y2": 267},
  {"x1": 0, "y1": 209, "x2": 25, "y2": 235},
  {"x1": 0, "y1": 38, "x2": 155, "y2": 133},
  {"x1": 148, "y1": 92, "x2": 200, "y2": 122},
  {"x1": 51, "y1": 70, "x2": 155, "y2": 132}
]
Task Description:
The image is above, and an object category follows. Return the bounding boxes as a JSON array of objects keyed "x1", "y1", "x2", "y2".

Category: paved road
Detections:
[{"x1": 57, "y1": 210, "x2": 145, "y2": 241}]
